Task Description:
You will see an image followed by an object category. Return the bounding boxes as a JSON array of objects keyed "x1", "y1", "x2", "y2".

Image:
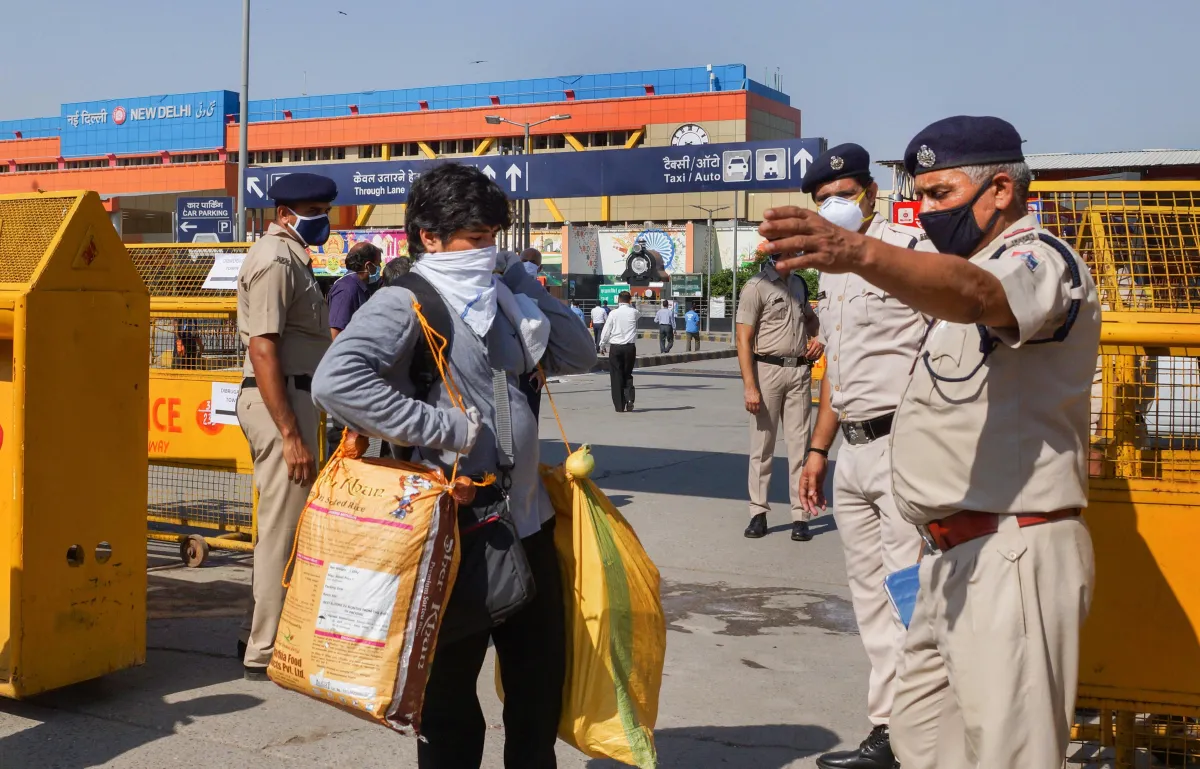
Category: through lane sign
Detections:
[
  {"x1": 242, "y1": 137, "x2": 825, "y2": 207},
  {"x1": 176, "y1": 196, "x2": 235, "y2": 242}
]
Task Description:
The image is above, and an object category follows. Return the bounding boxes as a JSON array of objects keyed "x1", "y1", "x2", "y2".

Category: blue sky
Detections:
[{"x1": 1, "y1": 0, "x2": 1194, "y2": 161}]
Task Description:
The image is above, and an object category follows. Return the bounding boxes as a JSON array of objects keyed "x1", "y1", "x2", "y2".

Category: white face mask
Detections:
[
  {"x1": 523, "y1": 261, "x2": 540, "y2": 277},
  {"x1": 819, "y1": 192, "x2": 871, "y2": 232},
  {"x1": 411, "y1": 245, "x2": 500, "y2": 337}
]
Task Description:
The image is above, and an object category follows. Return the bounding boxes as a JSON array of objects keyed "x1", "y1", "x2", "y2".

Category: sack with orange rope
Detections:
[
  {"x1": 539, "y1": 440, "x2": 666, "y2": 768},
  {"x1": 267, "y1": 443, "x2": 460, "y2": 734}
]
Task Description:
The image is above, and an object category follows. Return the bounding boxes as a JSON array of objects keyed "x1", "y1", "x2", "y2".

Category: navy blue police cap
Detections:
[
  {"x1": 801, "y1": 143, "x2": 872, "y2": 195},
  {"x1": 903, "y1": 116, "x2": 1024, "y2": 177},
  {"x1": 268, "y1": 172, "x2": 338, "y2": 204}
]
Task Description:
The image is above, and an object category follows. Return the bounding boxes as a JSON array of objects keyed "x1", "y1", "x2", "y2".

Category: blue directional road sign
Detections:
[
  {"x1": 176, "y1": 196, "x2": 235, "y2": 242},
  {"x1": 242, "y1": 138, "x2": 825, "y2": 207}
]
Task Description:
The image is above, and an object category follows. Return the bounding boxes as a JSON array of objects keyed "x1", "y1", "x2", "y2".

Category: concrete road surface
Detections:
[{"x1": 0, "y1": 357, "x2": 877, "y2": 769}]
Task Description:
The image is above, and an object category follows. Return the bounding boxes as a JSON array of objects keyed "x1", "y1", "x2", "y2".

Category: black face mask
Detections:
[{"x1": 918, "y1": 177, "x2": 1002, "y2": 257}]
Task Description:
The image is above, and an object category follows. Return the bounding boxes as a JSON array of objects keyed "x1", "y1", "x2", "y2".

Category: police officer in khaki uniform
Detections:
[
  {"x1": 736, "y1": 251, "x2": 823, "y2": 541},
  {"x1": 236, "y1": 173, "x2": 335, "y2": 680},
  {"x1": 759, "y1": 116, "x2": 1100, "y2": 769},
  {"x1": 796, "y1": 144, "x2": 926, "y2": 769}
]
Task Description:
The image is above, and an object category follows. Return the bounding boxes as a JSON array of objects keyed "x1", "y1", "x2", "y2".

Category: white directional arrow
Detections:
[
  {"x1": 246, "y1": 176, "x2": 263, "y2": 196},
  {"x1": 179, "y1": 221, "x2": 196, "y2": 233},
  {"x1": 794, "y1": 147, "x2": 813, "y2": 178},
  {"x1": 482, "y1": 165, "x2": 496, "y2": 180},
  {"x1": 505, "y1": 163, "x2": 522, "y2": 193}
]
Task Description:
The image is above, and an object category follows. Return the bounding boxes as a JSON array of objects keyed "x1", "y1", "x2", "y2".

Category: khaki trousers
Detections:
[
  {"x1": 891, "y1": 516, "x2": 1094, "y2": 768},
  {"x1": 833, "y1": 438, "x2": 923, "y2": 725},
  {"x1": 747, "y1": 361, "x2": 812, "y2": 521},
  {"x1": 237, "y1": 383, "x2": 320, "y2": 669}
]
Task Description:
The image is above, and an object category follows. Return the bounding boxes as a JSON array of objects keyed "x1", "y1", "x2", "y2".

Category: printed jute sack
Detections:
[{"x1": 268, "y1": 452, "x2": 459, "y2": 733}]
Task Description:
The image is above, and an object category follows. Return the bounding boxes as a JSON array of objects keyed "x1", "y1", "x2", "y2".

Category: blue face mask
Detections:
[
  {"x1": 286, "y1": 208, "x2": 331, "y2": 248},
  {"x1": 367, "y1": 269, "x2": 381, "y2": 285}
]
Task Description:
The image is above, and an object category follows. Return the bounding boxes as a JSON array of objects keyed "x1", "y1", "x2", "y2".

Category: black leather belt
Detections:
[
  {"x1": 241, "y1": 374, "x2": 312, "y2": 392},
  {"x1": 840, "y1": 412, "x2": 894, "y2": 445},
  {"x1": 753, "y1": 353, "x2": 812, "y2": 368}
]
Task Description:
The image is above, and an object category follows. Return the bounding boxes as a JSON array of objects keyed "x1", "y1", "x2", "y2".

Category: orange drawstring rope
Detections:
[{"x1": 537, "y1": 364, "x2": 572, "y2": 454}]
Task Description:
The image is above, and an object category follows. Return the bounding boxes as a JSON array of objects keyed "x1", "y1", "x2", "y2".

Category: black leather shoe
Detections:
[
  {"x1": 792, "y1": 520, "x2": 813, "y2": 542},
  {"x1": 816, "y1": 725, "x2": 895, "y2": 769},
  {"x1": 744, "y1": 513, "x2": 767, "y2": 538},
  {"x1": 236, "y1": 639, "x2": 246, "y2": 661}
]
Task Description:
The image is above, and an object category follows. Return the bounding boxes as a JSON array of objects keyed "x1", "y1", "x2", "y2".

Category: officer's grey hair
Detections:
[{"x1": 958, "y1": 162, "x2": 1032, "y2": 206}]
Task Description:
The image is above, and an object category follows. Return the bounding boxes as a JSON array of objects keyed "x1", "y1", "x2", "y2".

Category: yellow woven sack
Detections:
[{"x1": 540, "y1": 446, "x2": 665, "y2": 768}]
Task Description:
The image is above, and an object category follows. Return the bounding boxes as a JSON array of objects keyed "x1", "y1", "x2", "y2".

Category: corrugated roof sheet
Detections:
[
  {"x1": 878, "y1": 149, "x2": 1200, "y2": 171},
  {"x1": 1024, "y1": 150, "x2": 1200, "y2": 170}
]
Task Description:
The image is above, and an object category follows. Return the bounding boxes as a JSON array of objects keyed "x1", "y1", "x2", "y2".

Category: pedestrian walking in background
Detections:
[
  {"x1": 599, "y1": 290, "x2": 639, "y2": 412},
  {"x1": 736, "y1": 254, "x2": 823, "y2": 542},
  {"x1": 590, "y1": 301, "x2": 608, "y2": 350},
  {"x1": 684, "y1": 303, "x2": 702, "y2": 351},
  {"x1": 569, "y1": 301, "x2": 586, "y2": 325},
  {"x1": 654, "y1": 300, "x2": 676, "y2": 353}
]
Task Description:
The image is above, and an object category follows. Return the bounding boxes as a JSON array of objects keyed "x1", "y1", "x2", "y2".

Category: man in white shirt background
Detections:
[
  {"x1": 590, "y1": 302, "x2": 609, "y2": 351},
  {"x1": 599, "y1": 291, "x2": 640, "y2": 412},
  {"x1": 654, "y1": 299, "x2": 676, "y2": 353}
]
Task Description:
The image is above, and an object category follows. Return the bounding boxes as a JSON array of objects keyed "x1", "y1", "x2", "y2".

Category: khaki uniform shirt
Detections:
[
  {"x1": 237, "y1": 223, "x2": 330, "y2": 377},
  {"x1": 817, "y1": 215, "x2": 926, "y2": 422},
  {"x1": 891, "y1": 214, "x2": 1102, "y2": 524},
  {"x1": 736, "y1": 263, "x2": 819, "y2": 358}
]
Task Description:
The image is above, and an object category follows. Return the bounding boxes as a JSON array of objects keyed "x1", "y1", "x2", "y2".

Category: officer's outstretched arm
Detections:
[{"x1": 759, "y1": 207, "x2": 1018, "y2": 330}]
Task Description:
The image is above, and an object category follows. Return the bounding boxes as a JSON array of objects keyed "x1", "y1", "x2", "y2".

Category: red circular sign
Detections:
[
  {"x1": 112, "y1": 106, "x2": 127, "y2": 125},
  {"x1": 196, "y1": 400, "x2": 223, "y2": 436}
]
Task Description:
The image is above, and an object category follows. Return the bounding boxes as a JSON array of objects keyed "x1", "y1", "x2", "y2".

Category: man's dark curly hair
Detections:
[{"x1": 405, "y1": 163, "x2": 511, "y2": 257}]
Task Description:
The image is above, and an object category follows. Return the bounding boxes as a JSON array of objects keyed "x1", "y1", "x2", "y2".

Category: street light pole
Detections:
[
  {"x1": 484, "y1": 114, "x2": 571, "y2": 252},
  {"x1": 236, "y1": 0, "x2": 250, "y2": 241},
  {"x1": 523, "y1": 122, "x2": 531, "y2": 250},
  {"x1": 731, "y1": 192, "x2": 740, "y2": 342},
  {"x1": 689, "y1": 204, "x2": 728, "y2": 333}
]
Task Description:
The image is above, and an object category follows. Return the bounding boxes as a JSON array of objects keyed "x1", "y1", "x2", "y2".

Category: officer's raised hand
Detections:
[{"x1": 758, "y1": 207, "x2": 866, "y2": 275}]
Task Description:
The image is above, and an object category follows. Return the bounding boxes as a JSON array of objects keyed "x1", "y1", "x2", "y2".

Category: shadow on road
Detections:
[
  {"x1": 0, "y1": 647, "x2": 261, "y2": 767},
  {"x1": 585, "y1": 723, "x2": 840, "y2": 768},
  {"x1": 542, "y1": 443, "x2": 839, "y2": 509}
]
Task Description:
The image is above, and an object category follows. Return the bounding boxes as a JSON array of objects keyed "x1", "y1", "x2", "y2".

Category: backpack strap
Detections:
[{"x1": 392, "y1": 272, "x2": 455, "y2": 403}]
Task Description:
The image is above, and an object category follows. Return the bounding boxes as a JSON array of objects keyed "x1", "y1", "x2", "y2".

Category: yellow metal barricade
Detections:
[
  {"x1": 0, "y1": 191, "x2": 149, "y2": 697},
  {"x1": 128, "y1": 244, "x2": 255, "y2": 568},
  {"x1": 1035, "y1": 182, "x2": 1200, "y2": 767}
]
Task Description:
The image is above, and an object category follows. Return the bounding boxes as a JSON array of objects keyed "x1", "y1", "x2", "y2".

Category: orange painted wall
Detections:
[
  {"x1": 0, "y1": 162, "x2": 234, "y2": 196},
  {"x1": 0, "y1": 91, "x2": 802, "y2": 196},
  {"x1": 226, "y1": 92, "x2": 775, "y2": 151},
  {"x1": 0, "y1": 137, "x2": 62, "y2": 162}
]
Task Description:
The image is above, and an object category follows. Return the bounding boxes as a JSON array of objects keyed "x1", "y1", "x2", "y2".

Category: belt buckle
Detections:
[
  {"x1": 782, "y1": 356, "x2": 798, "y2": 367},
  {"x1": 845, "y1": 422, "x2": 863, "y2": 444},
  {"x1": 917, "y1": 524, "x2": 939, "y2": 553}
]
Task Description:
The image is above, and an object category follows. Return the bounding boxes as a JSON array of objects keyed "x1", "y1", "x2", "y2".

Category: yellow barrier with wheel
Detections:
[
  {"x1": 0, "y1": 191, "x2": 149, "y2": 697},
  {"x1": 128, "y1": 244, "x2": 255, "y2": 567}
]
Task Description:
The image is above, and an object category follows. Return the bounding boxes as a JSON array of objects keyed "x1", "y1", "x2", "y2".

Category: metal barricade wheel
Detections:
[{"x1": 181, "y1": 534, "x2": 210, "y2": 568}]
